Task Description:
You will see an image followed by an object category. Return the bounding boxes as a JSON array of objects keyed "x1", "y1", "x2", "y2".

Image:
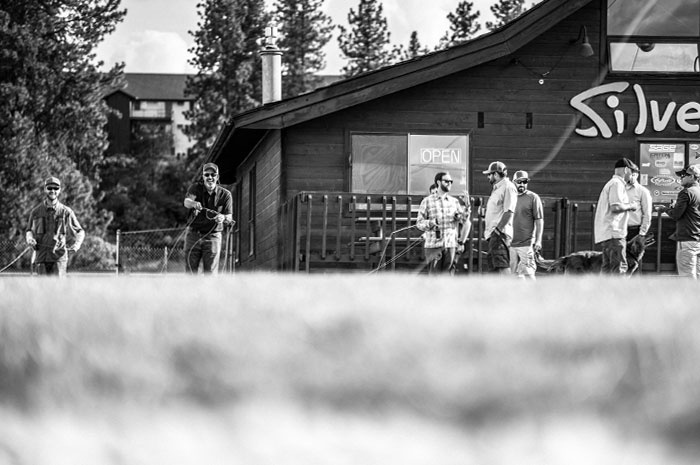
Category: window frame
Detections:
[
  {"x1": 348, "y1": 130, "x2": 471, "y2": 195},
  {"x1": 606, "y1": 0, "x2": 700, "y2": 76}
]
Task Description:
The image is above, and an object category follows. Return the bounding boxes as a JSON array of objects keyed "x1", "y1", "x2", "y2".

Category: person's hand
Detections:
[
  {"x1": 629, "y1": 201, "x2": 639, "y2": 211},
  {"x1": 67, "y1": 245, "x2": 79, "y2": 252},
  {"x1": 214, "y1": 214, "x2": 225, "y2": 224},
  {"x1": 194, "y1": 201, "x2": 203, "y2": 212},
  {"x1": 26, "y1": 237, "x2": 37, "y2": 247},
  {"x1": 533, "y1": 243, "x2": 542, "y2": 255},
  {"x1": 428, "y1": 219, "x2": 438, "y2": 229},
  {"x1": 457, "y1": 241, "x2": 465, "y2": 254}
]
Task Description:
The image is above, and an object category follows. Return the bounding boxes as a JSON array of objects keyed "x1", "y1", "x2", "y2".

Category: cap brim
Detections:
[
  {"x1": 482, "y1": 170, "x2": 493, "y2": 174},
  {"x1": 675, "y1": 170, "x2": 686, "y2": 176}
]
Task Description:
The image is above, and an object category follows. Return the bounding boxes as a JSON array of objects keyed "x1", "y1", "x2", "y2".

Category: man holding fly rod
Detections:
[
  {"x1": 183, "y1": 162, "x2": 233, "y2": 274},
  {"x1": 416, "y1": 171, "x2": 470, "y2": 275}
]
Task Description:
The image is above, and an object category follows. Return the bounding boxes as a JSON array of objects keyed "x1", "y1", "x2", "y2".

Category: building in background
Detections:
[
  {"x1": 208, "y1": 0, "x2": 700, "y2": 274},
  {"x1": 104, "y1": 73, "x2": 195, "y2": 159}
]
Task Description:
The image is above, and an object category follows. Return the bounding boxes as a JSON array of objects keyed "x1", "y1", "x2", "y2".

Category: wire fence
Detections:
[
  {"x1": 1, "y1": 227, "x2": 236, "y2": 276},
  {"x1": 116, "y1": 228, "x2": 187, "y2": 274}
]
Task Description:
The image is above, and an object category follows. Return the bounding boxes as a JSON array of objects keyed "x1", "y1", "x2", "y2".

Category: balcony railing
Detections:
[{"x1": 279, "y1": 192, "x2": 677, "y2": 274}]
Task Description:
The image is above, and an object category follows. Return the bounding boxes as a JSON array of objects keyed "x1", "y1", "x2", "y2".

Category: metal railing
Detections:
[{"x1": 280, "y1": 192, "x2": 677, "y2": 274}]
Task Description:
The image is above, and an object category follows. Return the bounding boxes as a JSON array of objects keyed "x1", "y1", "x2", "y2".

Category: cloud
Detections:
[{"x1": 96, "y1": 30, "x2": 196, "y2": 74}]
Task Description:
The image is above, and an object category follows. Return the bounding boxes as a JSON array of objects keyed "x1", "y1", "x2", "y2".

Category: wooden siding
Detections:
[
  {"x1": 280, "y1": 1, "x2": 700, "y2": 205},
  {"x1": 237, "y1": 130, "x2": 282, "y2": 270}
]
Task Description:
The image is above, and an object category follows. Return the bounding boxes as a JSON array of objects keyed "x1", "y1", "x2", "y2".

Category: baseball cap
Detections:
[
  {"x1": 675, "y1": 165, "x2": 700, "y2": 178},
  {"x1": 513, "y1": 170, "x2": 529, "y2": 182},
  {"x1": 482, "y1": 161, "x2": 507, "y2": 175},
  {"x1": 202, "y1": 162, "x2": 219, "y2": 173},
  {"x1": 44, "y1": 176, "x2": 61, "y2": 187},
  {"x1": 614, "y1": 158, "x2": 634, "y2": 169}
]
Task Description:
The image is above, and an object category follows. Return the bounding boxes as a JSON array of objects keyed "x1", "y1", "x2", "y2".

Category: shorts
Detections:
[{"x1": 487, "y1": 233, "x2": 510, "y2": 271}]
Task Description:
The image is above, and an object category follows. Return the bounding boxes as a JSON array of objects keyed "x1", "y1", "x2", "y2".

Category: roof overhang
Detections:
[{"x1": 209, "y1": 0, "x2": 594, "y2": 170}]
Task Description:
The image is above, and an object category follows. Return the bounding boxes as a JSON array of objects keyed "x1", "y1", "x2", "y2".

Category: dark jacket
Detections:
[{"x1": 667, "y1": 181, "x2": 700, "y2": 241}]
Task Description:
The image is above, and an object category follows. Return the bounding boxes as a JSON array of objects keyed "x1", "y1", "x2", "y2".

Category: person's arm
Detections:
[
  {"x1": 416, "y1": 198, "x2": 435, "y2": 232},
  {"x1": 640, "y1": 188, "x2": 653, "y2": 236},
  {"x1": 609, "y1": 181, "x2": 638, "y2": 213},
  {"x1": 496, "y1": 184, "x2": 517, "y2": 232},
  {"x1": 67, "y1": 210, "x2": 85, "y2": 251},
  {"x1": 666, "y1": 191, "x2": 689, "y2": 221},
  {"x1": 184, "y1": 195, "x2": 202, "y2": 211},
  {"x1": 26, "y1": 211, "x2": 37, "y2": 247}
]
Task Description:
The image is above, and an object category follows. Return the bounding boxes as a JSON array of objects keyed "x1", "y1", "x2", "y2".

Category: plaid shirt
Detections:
[{"x1": 417, "y1": 193, "x2": 467, "y2": 248}]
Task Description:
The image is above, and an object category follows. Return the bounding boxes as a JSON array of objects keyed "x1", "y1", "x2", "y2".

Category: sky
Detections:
[{"x1": 94, "y1": 0, "x2": 515, "y2": 75}]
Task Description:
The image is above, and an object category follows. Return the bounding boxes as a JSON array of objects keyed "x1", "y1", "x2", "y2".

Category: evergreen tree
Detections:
[
  {"x1": 394, "y1": 31, "x2": 429, "y2": 62},
  {"x1": 337, "y1": 0, "x2": 394, "y2": 77},
  {"x1": 185, "y1": 0, "x2": 269, "y2": 171},
  {"x1": 99, "y1": 124, "x2": 188, "y2": 233},
  {"x1": 438, "y1": 1, "x2": 481, "y2": 49},
  {"x1": 486, "y1": 0, "x2": 525, "y2": 30},
  {"x1": 0, "y1": 1, "x2": 125, "y2": 238},
  {"x1": 273, "y1": 0, "x2": 333, "y2": 98}
]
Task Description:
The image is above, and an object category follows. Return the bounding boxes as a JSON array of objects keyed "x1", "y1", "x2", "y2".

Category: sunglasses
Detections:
[
  {"x1": 46, "y1": 186, "x2": 60, "y2": 191},
  {"x1": 203, "y1": 172, "x2": 218, "y2": 178},
  {"x1": 441, "y1": 179, "x2": 454, "y2": 184},
  {"x1": 515, "y1": 180, "x2": 528, "y2": 185}
]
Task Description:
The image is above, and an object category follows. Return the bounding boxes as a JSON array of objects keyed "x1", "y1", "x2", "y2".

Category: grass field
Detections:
[{"x1": 1, "y1": 274, "x2": 699, "y2": 464}]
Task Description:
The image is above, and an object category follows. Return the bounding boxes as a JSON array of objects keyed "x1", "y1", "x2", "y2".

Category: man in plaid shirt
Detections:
[{"x1": 417, "y1": 172, "x2": 470, "y2": 274}]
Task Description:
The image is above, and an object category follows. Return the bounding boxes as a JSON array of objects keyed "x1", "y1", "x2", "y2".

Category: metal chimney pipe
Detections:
[{"x1": 260, "y1": 24, "x2": 282, "y2": 104}]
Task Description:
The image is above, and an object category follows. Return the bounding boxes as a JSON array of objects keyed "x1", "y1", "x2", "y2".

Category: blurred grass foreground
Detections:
[{"x1": 1, "y1": 275, "x2": 699, "y2": 465}]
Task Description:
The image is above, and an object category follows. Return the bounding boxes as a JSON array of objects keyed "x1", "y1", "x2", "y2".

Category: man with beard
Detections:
[
  {"x1": 183, "y1": 163, "x2": 233, "y2": 274},
  {"x1": 658, "y1": 164, "x2": 700, "y2": 278},
  {"x1": 416, "y1": 172, "x2": 469, "y2": 274},
  {"x1": 26, "y1": 176, "x2": 85, "y2": 277},
  {"x1": 482, "y1": 161, "x2": 518, "y2": 274},
  {"x1": 509, "y1": 170, "x2": 543, "y2": 279}
]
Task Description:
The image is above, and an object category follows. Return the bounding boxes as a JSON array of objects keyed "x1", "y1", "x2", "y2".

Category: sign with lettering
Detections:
[
  {"x1": 570, "y1": 83, "x2": 700, "y2": 139},
  {"x1": 639, "y1": 142, "x2": 684, "y2": 205},
  {"x1": 408, "y1": 135, "x2": 468, "y2": 195}
]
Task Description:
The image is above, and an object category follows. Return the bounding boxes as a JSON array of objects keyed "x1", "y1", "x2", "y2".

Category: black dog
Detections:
[{"x1": 536, "y1": 235, "x2": 655, "y2": 275}]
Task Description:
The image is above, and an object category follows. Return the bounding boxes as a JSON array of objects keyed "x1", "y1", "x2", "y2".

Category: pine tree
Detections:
[
  {"x1": 0, "y1": 1, "x2": 125, "y2": 238},
  {"x1": 486, "y1": 0, "x2": 525, "y2": 30},
  {"x1": 438, "y1": 1, "x2": 482, "y2": 49},
  {"x1": 337, "y1": 0, "x2": 394, "y2": 77},
  {"x1": 185, "y1": 0, "x2": 269, "y2": 171},
  {"x1": 394, "y1": 31, "x2": 429, "y2": 62},
  {"x1": 273, "y1": 0, "x2": 334, "y2": 98}
]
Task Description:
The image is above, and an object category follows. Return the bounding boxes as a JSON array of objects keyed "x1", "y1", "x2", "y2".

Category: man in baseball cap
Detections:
[
  {"x1": 183, "y1": 162, "x2": 233, "y2": 274},
  {"x1": 593, "y1": 158, "x2": 639, "y2": 274},
  {"x1": 26, "y1": 176, "x2": 85, "y2": 276},
  {"x1": 482, "y1": 161, "x2": 517, "y2": 274},
  {"x1": 510, "y1": 170, "x2": 543, "y2": 279},
  {"x1": 660, "y1": 164, "x2": 700, "y2": 277}
]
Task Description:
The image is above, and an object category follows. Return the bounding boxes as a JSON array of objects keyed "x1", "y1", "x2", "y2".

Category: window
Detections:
[
  {"x1": 607, "y1": 0, "x2": 700, "y2": 73},
  {"x1": 639, "y1": 140, "x2": 700, "y2": 204},
  {"x1": 350, "y1": 133, "x2": 469, "y2": 195}
]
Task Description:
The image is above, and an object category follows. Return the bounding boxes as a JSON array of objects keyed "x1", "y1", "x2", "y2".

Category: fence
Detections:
[{"x1": 115, "y1": 227, "x2": 236, "y2": 275}]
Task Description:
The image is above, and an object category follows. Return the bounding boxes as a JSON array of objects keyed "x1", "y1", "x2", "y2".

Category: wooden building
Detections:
[{"x1": 209, "y1": 0, "x2": 700, "y2": 273}]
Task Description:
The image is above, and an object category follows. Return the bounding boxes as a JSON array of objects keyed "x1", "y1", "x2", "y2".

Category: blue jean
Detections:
[
  {"x1": 600, "y1": 238, "x2": 627, "y2": 274},
  {"x1": 185, "y1": 230, "x2": 222, "y2": 274},
  {"x1": 36, "y1": 260, "x2": 67, "y2": 277}
]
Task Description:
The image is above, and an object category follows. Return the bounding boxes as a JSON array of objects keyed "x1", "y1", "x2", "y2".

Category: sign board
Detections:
[
  {"x1": 639, "y1": 142, "x2": 685, "y2": 205},
  {"x1": 408, "y1": 135, "x2": 468, "y2": 195}
]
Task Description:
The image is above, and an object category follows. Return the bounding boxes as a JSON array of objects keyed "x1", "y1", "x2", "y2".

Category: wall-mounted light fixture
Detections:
[
  {"x1": 571, "y1": 25, "x2": 594, "y2": 58},
  {"x1": 513, "y1": 24, "x2": 594, "y2": 85}
]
